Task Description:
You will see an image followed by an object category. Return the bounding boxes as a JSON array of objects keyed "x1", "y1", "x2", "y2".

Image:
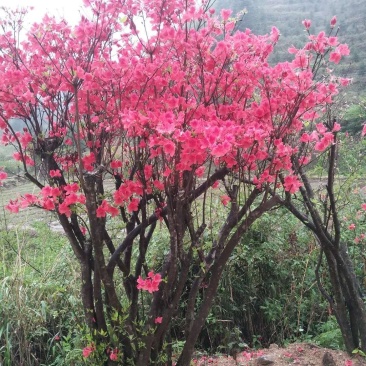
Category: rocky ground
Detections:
[{"x1": 191, "y1": 343, "x2": 366, "y2": 366}]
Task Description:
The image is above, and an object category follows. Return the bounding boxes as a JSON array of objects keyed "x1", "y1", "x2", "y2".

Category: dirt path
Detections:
[{"x1": 191, "y1": 343, "x2": 366, "y2": 365}]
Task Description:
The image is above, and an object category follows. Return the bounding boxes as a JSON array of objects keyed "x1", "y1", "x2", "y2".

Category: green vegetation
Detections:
[
  {"x1": 342, "y1": 98, "x2": 366, "y2": 135},
  {"x1": 2, "y1": 136, "x2": 366, "y2": 364},
  {"x1": 0, "y1": 144, "x2": 22, "y2": 175},
  {"x1": 215, "y1": 0, "x2": 366, "y2": 95},
  {"x1": 0, "y1": 221, "x2": 84, "y2": 366}
]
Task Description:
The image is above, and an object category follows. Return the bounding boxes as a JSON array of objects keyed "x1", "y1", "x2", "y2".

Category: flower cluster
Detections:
[
  {"x1": 108, "y1": 347, "x2": 119, "y2": 361},
  {"x1": 82, "y1": 344, "x2": 95, "y2": 358},
  {"x1": 137, "y1": 271, "x2": 162, "y2": 293}
]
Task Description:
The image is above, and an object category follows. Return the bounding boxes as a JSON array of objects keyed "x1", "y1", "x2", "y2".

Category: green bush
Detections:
[{"x1": 199, "y1": 209, "x2": 330, "y2": 353}]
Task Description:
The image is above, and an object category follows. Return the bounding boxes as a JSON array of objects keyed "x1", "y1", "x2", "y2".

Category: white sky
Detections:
[{"x1": 0, "y1": 0, "x2": 83, "y2": 25}]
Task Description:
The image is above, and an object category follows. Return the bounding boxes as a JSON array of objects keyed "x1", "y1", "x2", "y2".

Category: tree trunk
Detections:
[
  {"x1": 313, "y1": 238, "x2": 366, "y2": 353},
  {"x1": 177, "y1": 197, "x2": 279, "y2": 366}
]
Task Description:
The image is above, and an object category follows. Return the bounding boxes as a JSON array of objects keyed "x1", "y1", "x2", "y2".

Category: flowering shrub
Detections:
[{"x1": 0, "y1": 0, "x2": 353, "y2": 363}]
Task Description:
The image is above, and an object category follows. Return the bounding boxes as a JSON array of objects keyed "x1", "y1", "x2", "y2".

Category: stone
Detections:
[
  {"x1": 322, "y1": 351, "x2": 336, "y2": 366},
  {"x1": 256, "y1": 355, "x2": 275, "y2": 365}
]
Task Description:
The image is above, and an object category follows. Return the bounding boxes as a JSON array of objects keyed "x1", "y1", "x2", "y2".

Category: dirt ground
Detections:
[{"x1": 191, "y1": 343, "x2": 366, "y2": 365}]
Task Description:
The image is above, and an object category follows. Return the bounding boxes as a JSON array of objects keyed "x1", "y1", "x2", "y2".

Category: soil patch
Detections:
[{"x1": 192, "y1": 343, "x2": 366, "y2": 365}]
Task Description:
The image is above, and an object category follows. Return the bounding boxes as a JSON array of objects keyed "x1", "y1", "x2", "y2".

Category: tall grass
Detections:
[{"x1": 0, "y1": 212, "x2": 85, "y2": 366}]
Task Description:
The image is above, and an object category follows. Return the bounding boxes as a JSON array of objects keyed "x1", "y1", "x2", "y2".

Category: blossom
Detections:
[
  {"x1": 220, "y1": 9, "x2": 232, "y2": 21},
  {"x1": 348, "y1": 223, "x2": 356, "y2": 230},
  {"x1": 284, "y1": 175, "x2": 302, "y2": 194},
  {"x1": 96, "y1": 200, "x2": 119, "y2": 218},
  {"x1": 330, "y1": 16, "x2": 337, "y2": 27},
  {"x1": 127, "y1": 198, "x2": 140, "y2": 213},
  {"x1": 137, "y1": 271, "x2": 162, "y2": 293},
  {"x1": 332, "y1": 123, "x2": 341, "y2": 132},
  {"x1": 82, "y1": 152, "x2": 95, "y2": 171},
  {"x1": 270, "y1": 26, "x2": 280, "y2": 43},
  {"x1": 329, "y1": 51, "x2": 341, "y2": 64},
  {"x1": 302, "y1": 19, "x2": 311, "y2": 30},
  {"x1": 82, "y1": 345, "x2": 95, "y2": 358},
  {"x1": 20, "y1": 193, "x2": 38, "y2": 208},
  {"x1": 19, "y1": 131, "x2": 32, "y2": 148},
  {"x1": 195, "y1": 166, "x2": 205, "y2": 178},
  {"x1": 58, "y1": 202, "x2": 72, "y2": 217},
  {"x1": 153, "y1": 180, "x2": 165, "y2": 191},
  {"x1": 63, "y1": 183, "x2": 80, "y2": 194},
  {"x1": 155, "y1": 317, "x2": 163, "y2": 324},
  {"x1": 337, "y1": 44, "x2": 350, "y2": 56},
  {"x1": 6, "y1": 199, "x2": 20, "y2": 213},
  {"x1": 109, "y1": 348, "x2": 119, "y2": 361},
  {"x1": 43, "y1": 198, "x2": 56, "y2": 211},
  {"x1": 110, "y1": 160, "x2": 122, "y2": 169},
  {"x1": 300, "y1": 133, "x2": 311, "y2": 143},
  {"x1": 339, "y1": 78, "x2": 351, "y2": 87},
  {"x1": 50, "y1": 169, "x2": 62, "y2": 178},
  {"x1": 220, "y1": 195, "x2": 231, "y2": 206},
  {"x1": 162, "y1": 139, "x2": 175, "y2": 157},
  {"x1": 0, "y1": 170, "x2": 7, "y2": 185},
  {"x1": 362, "y1": 124, "x2": 366, "y2": 137}
]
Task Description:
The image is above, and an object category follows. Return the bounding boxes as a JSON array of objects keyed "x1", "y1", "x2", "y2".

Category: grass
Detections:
[
  {"x1": 0, "y1": 216, "x2": 83, "y2": 366},
  {"x1": 0, "y1": 183, "x2": 52, "y2": 229},
  {"x1": 0, "y1": 144, "x2": 22, "y2": 174}
]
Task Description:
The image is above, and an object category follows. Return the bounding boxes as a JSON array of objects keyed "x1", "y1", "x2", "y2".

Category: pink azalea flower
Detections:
[
  {"x1": 329, "y1": 51, "x2": 341, "y2": 64},
  {"x1": 5, "y1": 200, "x2": 20, "y2": 213},
  {"x1": 284, "y1": 175, "x2": 302, "y2": 194},
  {"x1": 0, "y1": 170, "x2": 7, "y2": 185},
  {"x1": 109, "y1": 348, "x2": 119, "y2": 361},
  {"x1": 50, "y1": 169, "x2": 62, "y2": 178},
  {"x1": 110, "y1": 160, "x2": 122, "y2": 169},
  {"x1": 128, "y1": 198, "x2": 140, "y2": 213},
  {"x1": 137, "y1": 271, "x2": 162, "y2": 293},
  {"x1": 330, "y1": 16, "x2": 337, "y2": 27},
  {"x1": 302, "y1": 19, "x2": 311, "y2": 30},
  {"x1": 220, "y1": 195, "x2": 231, "y2": 206},
  {"x1": 82, "y1": 345, "x2": 95, "y2": 358},
  {"x1": 361, "y1": 124, "x2": 366, "y2": 137},
  {"x1": 58, "y1": 202, "x2": 72, "y2": 217},
  {"x1": 220, "y1": 9, "x2": 232, "y2": 21}
]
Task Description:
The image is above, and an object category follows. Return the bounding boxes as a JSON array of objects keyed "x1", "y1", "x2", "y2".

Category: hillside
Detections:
[{"x1": 214, "y1": 0, "x2": 366, "y2": 95}]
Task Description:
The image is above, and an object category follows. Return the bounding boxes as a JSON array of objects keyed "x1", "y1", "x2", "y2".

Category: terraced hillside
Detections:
[{"x1": 215, "y1": 0, "x2": 366, "y2": 94}]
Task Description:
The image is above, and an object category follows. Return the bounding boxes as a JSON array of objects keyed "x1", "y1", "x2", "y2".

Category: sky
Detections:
[{"x1": 0, "y1": 0, "x2": 83, "y2": 25}]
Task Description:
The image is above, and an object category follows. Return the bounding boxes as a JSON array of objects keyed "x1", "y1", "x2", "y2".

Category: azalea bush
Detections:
[{"x1": 0, "y1": 0, "x2": 358, "y2": 364}]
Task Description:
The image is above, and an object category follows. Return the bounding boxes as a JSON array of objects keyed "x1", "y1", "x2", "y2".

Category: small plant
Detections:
[
  {"x1": 352, "y1": 348, "x2": 366, "y2": 357},
  {"x1": 314, "y1": 317, "x2": 345, "y2": 350}
]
